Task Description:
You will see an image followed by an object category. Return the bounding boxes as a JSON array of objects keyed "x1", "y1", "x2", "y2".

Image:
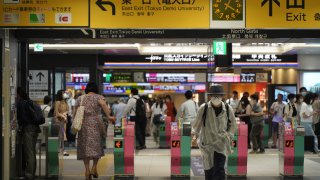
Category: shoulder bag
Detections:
[{"x1": 71, "y1": 95, "x2": 85, "y2": 134}]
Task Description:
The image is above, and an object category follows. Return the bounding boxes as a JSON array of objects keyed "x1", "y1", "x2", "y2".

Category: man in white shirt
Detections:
[
  {"x1": 176, "y1": 90, "x2": 199, "y2": 124},
  {"x1": 123, "y1": 88, "x2": 146, "y2": 150},
  {"x1": 114, "y1": 98, "x2": 126, "y2": 124},
  {"x1": 270, "y1": 94, "x2": 286, "y2": 148},
  {"x1": 226, "y1": 91, "x2": 240, "y2": 113}
]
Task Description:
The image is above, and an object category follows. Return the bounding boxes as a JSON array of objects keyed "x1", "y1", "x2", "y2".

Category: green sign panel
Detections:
[{"x1": 213, "y1": 41, "x2": 227, "y2": 55}]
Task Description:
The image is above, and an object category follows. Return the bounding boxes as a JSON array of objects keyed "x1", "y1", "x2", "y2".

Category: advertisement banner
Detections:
[
  {"x1": 0, "y1": 0, "x2": 89, "y2": 27},
  {"x1": 247, "y1": 0, "x2": 320, "y2": 28},
  {"x1": 90, "y1": 0, "x2": 209, "y2": 28}
]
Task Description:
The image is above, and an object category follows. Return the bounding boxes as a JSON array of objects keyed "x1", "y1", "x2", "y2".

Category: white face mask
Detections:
[
  {"x1": 292, "y1": 98, "x2": 297, "y2": 103},
  {"x1": 63, "y1": 93, "x2": 68, "y2": 99},
  {"x1": 301, "y1": 92, "x2": 307, "y2": 97},
  {"x1": 211, "y1": 96, "x2": 222, "y2": 106},
  {"x1": 299, "y1": 99, "x2": 304, "y2": 103}
]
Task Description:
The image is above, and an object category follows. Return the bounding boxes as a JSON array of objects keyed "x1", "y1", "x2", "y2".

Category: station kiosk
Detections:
[
  {"x1": 279, "y1": 122, "x2": 305, "y2": 177},
  {"x1": 171, "y1": 122, "x2": 191, "y2": 178},
  {"x1": 227, "y1": 122, "x2": 248, "y2": 177},
  {"x1": 114, "y1": 119, "x2": 135, "y2": 179}
]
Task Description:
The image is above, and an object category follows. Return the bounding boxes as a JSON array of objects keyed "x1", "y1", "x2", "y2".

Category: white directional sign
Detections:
[{"x1": 29, "y1": 70, "x2": 48, "y2": 101}]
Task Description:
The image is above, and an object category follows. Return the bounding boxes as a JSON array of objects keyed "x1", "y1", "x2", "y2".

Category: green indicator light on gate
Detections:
[{"x1": 213, "y1": 40, "x2": 227, "y2": 55}]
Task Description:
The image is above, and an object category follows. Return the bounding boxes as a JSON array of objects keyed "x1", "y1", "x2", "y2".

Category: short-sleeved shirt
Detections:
[
  {"x1": 226, "y1": 98, "x2": 240, "y2": 112},
  {"x1": 300, "y1": 102, "x2": 313, "y2": 123},
  {"x1": 271, "y1": 101, "x2": 286, "y2": 122}
]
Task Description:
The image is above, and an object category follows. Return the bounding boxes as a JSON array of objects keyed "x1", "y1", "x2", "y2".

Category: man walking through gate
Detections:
[{"x1": 193, "y1": 84, "x2": 237, "y2": 180}]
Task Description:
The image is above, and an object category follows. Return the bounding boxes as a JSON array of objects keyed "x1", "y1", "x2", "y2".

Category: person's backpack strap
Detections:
[
  {"x1": 202, "y1": 103, "x2": 208, "y2": 127},
  {"x1": 225, "y1": 103, "x2": 231, "y2": 131}
]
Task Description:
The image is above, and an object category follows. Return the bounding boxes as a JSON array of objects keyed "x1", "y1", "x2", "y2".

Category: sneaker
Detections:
[
  {"x1": 249, "y1": 150, "x2": 258, "y2": 154},
  {"x1": 63, "y1": 152, "x2": 69, "y2": 156}
]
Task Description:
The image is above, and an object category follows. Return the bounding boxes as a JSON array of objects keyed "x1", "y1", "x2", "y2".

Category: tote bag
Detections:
[{"x1": 71, "y1": 95, "x2": 85, "y2": 134}]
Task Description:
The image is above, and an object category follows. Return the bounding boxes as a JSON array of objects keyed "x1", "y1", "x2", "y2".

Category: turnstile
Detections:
[
  {"x1": 160, "y1": 116, "x2": 171, "y2": 148},
  {"x1": 279, "y1": 123, "x2": 305, "y2": 177},
  {"x1": 171, "y1": 122, "x2": 191, "y2": 178},
  {"x1": 114, "y1": 119, "x2": 135, "y2": 179},
  {"x1": 227, "y1": 122, "x2": 248, "y2": 177},
  {"x1": 261, "y1": 122, "x2": 270, "y2": 148}
]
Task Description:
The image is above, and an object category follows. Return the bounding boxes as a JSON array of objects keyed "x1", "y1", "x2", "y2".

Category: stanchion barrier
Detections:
[
  {"x1": 114, "y1": 119, "x2": 135, "y2": 179},
  {"x1": 171, "y1": 122, "x2": 191, "y2": 178},
  {"x1": 160, "y1": 116, "x2": 171, "y2": 148},
  {"x1": 227, "y1": 122, "x2": 248, "y2": 177},
  {"x1": 279, "y1": 123, "x2": 305, "y2": 177}
]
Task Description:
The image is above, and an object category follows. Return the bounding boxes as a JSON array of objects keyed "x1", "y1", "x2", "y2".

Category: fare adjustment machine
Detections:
[
  {"x1": 114, "y1": 119, "x2": 135, "y2": 179},
  {"x1": 279, "y1": 123, "x2": 305, "y2": 177},
  {"x1": 227, "y1": 122, "x2": 248, "y2": 177},
  {"x1": 171, "y1": 122, "x2": 191, "y2": 178}
]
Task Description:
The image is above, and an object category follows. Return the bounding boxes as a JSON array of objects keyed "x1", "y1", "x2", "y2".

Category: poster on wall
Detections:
[{"x1": 256, "y1": 73, "x2": 268, "y2": 83}]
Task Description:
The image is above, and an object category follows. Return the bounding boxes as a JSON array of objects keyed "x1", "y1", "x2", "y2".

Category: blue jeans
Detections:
[
  {"x1": 204, "y1": 152, "x2": 226, "y2": 180},
  {"x1": 301, "y1": 122, "x2": 319, "y2": 153}
]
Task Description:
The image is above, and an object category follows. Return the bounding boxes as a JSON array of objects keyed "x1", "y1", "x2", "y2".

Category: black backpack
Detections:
[
  {"x1": 134, "y1": 97, "x2": 147, "y2": 122},
  {"x1": 27, "y1": 101, "x2": 45, "y2": 125},
  {"x1": 202, "y1": 102, "x2": 231, "y2": 131}
]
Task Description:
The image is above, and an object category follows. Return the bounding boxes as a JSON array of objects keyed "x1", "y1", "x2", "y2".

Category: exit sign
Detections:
[
  {"x1": 213, "y1": 41, "x2": 227, "y2": 55},
  {"x1": 34, "y1": 43, "x2": 43, "y2": 52}
]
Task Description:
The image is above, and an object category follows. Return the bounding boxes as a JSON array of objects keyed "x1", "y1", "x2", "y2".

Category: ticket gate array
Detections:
[
  {"x1": 279, "y1": 123, "x2": 305, "y2": 177},
  {"x1": 114, "y1": 119, "x2": 135, "y2": 179},
  {"x1": 160, "y1": 116, "x2": 172, "y2": 148},
  {"x1": 227, "y1": 122, "x2": 248, "y2": 177},
  {"x1": 171, "y1": 122, "x2": 191, "y2": 178}
]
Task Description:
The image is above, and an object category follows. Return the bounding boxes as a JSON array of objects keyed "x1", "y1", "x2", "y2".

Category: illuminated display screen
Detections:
[
  {"x1": 208, "y1": 73, "x2": 240, "y2": 83},
  {"x1": 145, "y1": 73, "x2": 195, "y2": 83}
]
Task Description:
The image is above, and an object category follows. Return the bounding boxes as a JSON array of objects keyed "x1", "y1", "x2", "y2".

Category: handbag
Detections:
[
  {"x1": 71, "y1": 95, "x2": 85, "y2": 134},
  {"x1": 153, "y1": 114, "x2": 163, "y2": 125}
]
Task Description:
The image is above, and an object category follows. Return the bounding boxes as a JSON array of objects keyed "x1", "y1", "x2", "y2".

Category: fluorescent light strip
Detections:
[{"x1": 29, "y1": 44, "x2": 140, "y2": 50}]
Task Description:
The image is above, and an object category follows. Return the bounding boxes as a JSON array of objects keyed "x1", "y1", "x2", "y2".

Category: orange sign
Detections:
[
  {"x1": 115, "y1": 141, "x2": 123, "y2": 148},
  {"x1": 285, "y1": 140, "x2": 294, "y2": 148}
]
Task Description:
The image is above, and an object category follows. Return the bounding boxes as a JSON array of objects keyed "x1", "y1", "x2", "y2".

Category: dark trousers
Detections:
[
  {"x1": 250, "y1": 123, "x2": 265, "y2": 151},
  {"x1": 22, "y1": 125, "x2": 39, "y2": 179},
  {"x1": 66, "y1": 115, "x2": 76, "y2": 144},
  {"x1": 204, "y1": 152, "x2": 226, "y2": 180},
  {"x1": 241, "y1": 117, "x2": 252, "y2": 147},
  {"x1": 130, "y1": 116, "x2": 146, "y2": 147}
]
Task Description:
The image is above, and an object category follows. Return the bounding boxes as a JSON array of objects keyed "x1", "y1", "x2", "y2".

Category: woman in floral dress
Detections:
[{"x1": 74, "y1": 82, "x2": 115, "y2": 180}]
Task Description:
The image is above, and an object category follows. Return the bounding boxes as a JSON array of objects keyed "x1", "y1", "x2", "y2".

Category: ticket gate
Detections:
[
  {"x1": 227, "y1": 122, "x2": 248, "y2": 177},
  {"x1": 279, "y1": 123, "x2": 305, "y2": 177},
  {"x1": 171, "y1": 122, "x2": 191, "y2": 178},
  {"x1": 48, "y1": 137, "x2": 59, "y2": 178},
  {"x1": 160, "y1": 116, "x2": 171, "y2": 148},
  {"x1": 114, "y1": 120, "x2": 135, "y2": 179}
]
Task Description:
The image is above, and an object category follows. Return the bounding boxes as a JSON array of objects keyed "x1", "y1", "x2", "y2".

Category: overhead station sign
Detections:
[
  {"x1": 246, "y1": 0, "x2": 320, "y2": 28},
  {"x1": 90, "y1": 0, "x2": 209, "y2": 28},
  {"x1": 0, "y1": 0, "x2": 89, "y2": 27}
]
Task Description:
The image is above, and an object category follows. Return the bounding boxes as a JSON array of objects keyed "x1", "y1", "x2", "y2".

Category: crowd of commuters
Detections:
[{"x1": 16, "y1": 82, "x2": 320, "y2": 179}]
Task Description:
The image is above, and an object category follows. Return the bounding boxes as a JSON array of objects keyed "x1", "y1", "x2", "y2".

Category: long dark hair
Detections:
[
  {"x1": 156, "y1": 97, "x2": 164, "y2": 109},
  {"x1": 304, "y1": 93, "x2": 314, "y2": 105},
  {"x1": 240, "y1": 97, "x2": 249, "y2": 108},
  {"x1": 56, "y1": 90, "x2": 65, "y2": 101}
]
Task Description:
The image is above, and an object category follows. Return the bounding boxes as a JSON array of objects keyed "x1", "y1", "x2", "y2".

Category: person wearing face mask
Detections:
[
  {"x1": 54, "y1": 90, "x2": 69, "y2": 156},
  {"x1": 248, "y1": 94, "x2": 265, "y2": 154},
  {"x1": 295, "y1": 94, "x2": 304, "y2": 126},
  {"x1": 300, "y1": 93, "x2": 320, "y2": 154},
  {"x1": 283, "y1": 94, "x2": 298, "y2": 125},
  {"x1": 300, "y1": 87, "x2": 308, "y2": 97},
  {"x1": 193, "y1": 85, "x2": 236, "y2": 180},
  {"x1": 270, "y1": 93, "x2": 286, "y2": 148}
]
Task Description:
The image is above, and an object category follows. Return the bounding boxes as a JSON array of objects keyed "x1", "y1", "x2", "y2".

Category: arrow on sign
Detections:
[
  {"x1": 261, "y1": 0, "x2": 280, "y2": 17},
  {"x1": 36, "y1": 72, "x2": 45, "y2": 82},
  {"x1": 96, "y1": 0, "x2": 116, "y2": 15},
  {"x1": 115, "y1": 141, "x2": 121, "y2": 148}
]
